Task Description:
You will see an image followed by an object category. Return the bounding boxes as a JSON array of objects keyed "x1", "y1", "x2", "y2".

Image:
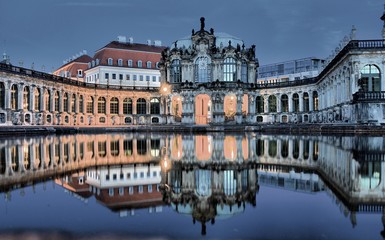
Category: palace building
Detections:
[{"x1": 0, "y1": 10, "x2": 384, "y2": 127}]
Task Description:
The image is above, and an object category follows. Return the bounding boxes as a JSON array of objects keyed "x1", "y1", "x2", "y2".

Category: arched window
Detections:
[
  {"x1": 110, "y1": 97, "x2": 119, "y2": 114},
  {"x1": 44, "y1": 89, "x2": 50, "y2": 111},
  {"x1": 281, "y1": 140, "x2": 289, "y2": 158},
  {"x1": 268, "y1": 140, "x2": 277, "y2": 157},
  {"x1": 10, "y1": 85, "x2": 18, "y2": 110},
  {"x1": 98, "y1": 97, "x2": 106, "y2": 114},
  {"x1": 34, "y1": 88, "x2": 40, "y2": 111},
  {"x1": 292, "y1": 93, "x2": 299, "y2": 112},
  {"x1": 110, "y1": 140, "x2": 119, "y2": 157},
  {"x1": 303, "y1": 140, "x2": 309, "y2": 160},
  {"x1": 123, "y1": 98, "x2": 133, "y2": 114},
  {"x1": 137, "y1": 60, "x2": 142, "y2": 68},
  {"x1": 195, "y1": 56, "x2": 211, "y2": 83},
  {"x1": 118, "y1": 59, "x2": 123, "y2": 66},
  {"x1": 256, "y1": 96, "x2": 264, "y2": 113},
  {"x1": 156, "y1": 62, "x2": 160, "y2": 69},
  {"x1": 150, "y1": 98, "x2": 160, "y2": 114},
  {"x1": 71, "y1": 94, "x2": 76, "y2": 113},
  {"x1": 223, "y1": 57, "x2": 236, "y2": 82},
  {"x1": 268, "y1": 95, "x2": 277, "y2": 113},
  {"x1": 313, "y1": 91, "x2": 319, "y2": 111},
  {"x1": 171, "y1": 59, "x2": 181, "y2": 83},
  {"x1": 293, "y1": 139, "x2": 300, "y2": 159},
  {"x1": 281, "y1": 94, "x2": 288, "y2": 112},
  {"x1": 146, "y1": 61, "x2": 152, "y2": 68},
  {"x1": 256, "y1": 139, "x2": 264, "y2": 156},
  {"x1": 86, "y1": 96, "x2": 94, "y2": 114},
  {"x1": 303, "y1": 92, "x2": 309, "y2": 112},
  {"x1": 79, "y1": 95, "x2": 84, "y2": 113},
  {"x1": 0, "y1": 82, "x2": 5, "y2": 109},
  {"x1": 360, "y1": 64, "x2": 381, "y2": 92},
  {"x1": 98, "y1": 141, "x2": 106, "y2": 157},
  {"x1": 241, "y1": 60, "x2": 248, "y2": 82},
  {"x1": 54, "y1": 91, "x2": 59, "y2": 112},
  {"x1": 136, "y1": 98, "x2": 146, "y2": 114},
  {"x1": 107, "y1": 58, "x2": 113, "y2": 66},
  {"x1": 23, "y1": 86, "x2": 30, "y2": 111},
  {"x1": 63, "y1": 93, "x2": 69, "y2": 112},
  {"x1": 137, "y1": 139, "x2": 147, "y2": 155},
  {"x1": 128, "y1": 60, "x2": 133, "y2": 67}
]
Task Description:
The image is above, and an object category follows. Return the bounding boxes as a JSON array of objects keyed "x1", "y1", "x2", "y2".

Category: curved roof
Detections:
[{"x1": 174, "y1": 32, "x2": 244, "y2": 49}]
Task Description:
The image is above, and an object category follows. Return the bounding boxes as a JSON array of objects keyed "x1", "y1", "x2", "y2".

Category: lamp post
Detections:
[{"x1": 160, "y1": 83, "x2": 171, "y2": 124}]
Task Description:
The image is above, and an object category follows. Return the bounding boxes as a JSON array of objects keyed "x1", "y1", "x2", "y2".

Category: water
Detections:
[{"x1": 0, "y1": 133, "x2": 383, "y2": 239}]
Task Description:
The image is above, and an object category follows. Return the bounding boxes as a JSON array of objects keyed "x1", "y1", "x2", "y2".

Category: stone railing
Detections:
[{"x1": 352, "y1": 91, "x2": 385, "y2": 102}]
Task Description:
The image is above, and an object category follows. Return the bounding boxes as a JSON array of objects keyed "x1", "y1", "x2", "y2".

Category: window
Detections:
[
  {"x1": 303, "y1": 92, "x2": 309, "y2": 112},
  {"x1": 148, "y1": 185, "x2": 153, "y2": 193},
  {"x1": 360, "y1": 64, "x2": 381, "y2": 92},
  {"x1": 152, "y1": 76, "x2": 156, "y2": 82},
  {"x1": 10, "y1": 85, "x2": 18, "y2": 110},
  {"x1": 268, "y1": 140, "x2": 277, "y2": 157},
  {"x1": 292, "y1": 93, "x2": 299, "y2": 112},
  {"x1": 126, "y1": 74, "x2": 130, "y2": 80},
  {"x1": 171, "y1": 59, "x2": 181, "y2": 83},
  {"x1": 119, "y1": 74, "x2": 123, "y2": 80},
  {"x1": 112, "y1": 73, "x2": 116, "y2": 80},
  {"x1": 133, "y1": 75, "x2": 137, "y2": 81},
  {"x1": 128, "y1": 60, "x2": 133, "y2": 67},
  {"x1": 105, "y1": 73, "x2": 109, "y2": 80},
  {"x1": 23, "y1": 86, "x2": 30, "y2": 110},
  {"x1": 119, "y1": 187, "x2": 124, "y2": 196},
  {"x1": 137, "y1": 139, "x2": 147, "y2": 155},
  {"x1": 223, "y1": 57, "x2": 236, "y2": 82},
  {"x1": 241, "y1": 61, "x2": 248, "y2": 82},
  {"x1": 147, "y1": 61, "x2": 152, "y2": 68},
  {"x1": 0, "y1": 82, "x2": 5, "y2": 109},
  {"x1": 256, "y1": 96, "x2": 264, "y2": 113},
  {"x1": 110, "y1": 140, "x2": 119, "y2": 156},
  {"x1": 108, "y1": 58, "x2": 113, "y2": 65},
  {"x1": 63, "y1": 93, "x2": 68, "y2": 112},
  {"x1": 54, "y1": 91, "x2": 59, "y2": 112},
  {"x1": 98, "y1": 141, "x2": 106, "y2": 157},
  {"x1": 138, "y1": 185, "x2": 143, "y2": 193},
  {"x1": 139, "y1": 75, "x2": 143, "y2": 81},
  {"x1": 34, "y1": 88, "x2": 40, "y2": 111},
  {"x1": 150, "y1": 98, "x2": 160, "y2": 114},
  {"x1": 110, "y1": 97, "x2": 119, "y2": 114},
  {"x1": 118, "y1": 59, "x2": 123, "y2": 66},
  {"x1": 268, "y1": 95, "x2": 277, "y2": 113},
  {"x1": 123, "y1": 98, "x2": 133, "y2": 114},
  {"x1": 195, "y1": 56, "x2": 211, "y2": 83},
  {"x1": 146, "y1": 76, "x2": 150, "y2": 81},
  {"x1": 77, "y1": 69, "x2": 83, "y2": 77},
  {"x1": 79, "y1": 95, "x2": 84, "y2": 113},
  {"x1": 71, "y1": 94, "x2": 76, "y2": 113},
  {"x1": 313, "y1": 91, "x2": 319, "y2": 111},
  {"x1": 124, "y1": 140, "x2": 133, "y2": 156},
  {"x1": 281, "y1": 94, "x2": 288, "y2": 112},
  {"x1": 86, "y1": 96, "x2": 94, "y2": 114},
  {"x1": 98, "y1": 97, "x2": 106, "y2": 114},
  {"x1": 44, "y1": 89, "x2": 50, "y2": 111},
  {"x1": 137, "y1": 60, "x2": 142, "y2": 68},
  {"x1": 136, "y1": 98, "x2": 146, "y2": 114}
]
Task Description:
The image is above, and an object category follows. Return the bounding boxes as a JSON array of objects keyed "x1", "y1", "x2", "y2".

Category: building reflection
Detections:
[{"x1": 0, "y1": 133, "x2": 385, "y2": 236}]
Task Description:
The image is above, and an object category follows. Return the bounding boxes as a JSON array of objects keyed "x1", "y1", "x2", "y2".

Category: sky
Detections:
[{"x1": 0, "y1": 0, "x2": 383, "y2": 73}]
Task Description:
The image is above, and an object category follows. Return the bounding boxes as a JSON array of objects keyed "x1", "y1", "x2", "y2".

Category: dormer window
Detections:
[
  {"x1": 146, "y1": 61, "x2": 152, "y2": 68},
  {"x1": 77, "y1": 69, "x2": 83, "y2": 77},
  {"x1": 96, "y1": 59, "x2": 100, "y2": 65},
  {"x1": 118, "y1": 59, "x2": 123, "y2": 66},
  {"x1": 156, "y1": 62, "x2": 160, "y2": 69},
  {"x1": 91, "y1": 60, "x2": 95, "y2": 67},
  {"x1": 88, "y1": 62, "x2": 91, "y2": 68},
  {"x1": 137, "y1": 60, "x2": 142, "y2": 68},
  {"x1": 108, "y1": 58, "x2": 113, "y2": 66},
  {"x1": 128, "y1": 60, "x2": 133, "y2": 67}
]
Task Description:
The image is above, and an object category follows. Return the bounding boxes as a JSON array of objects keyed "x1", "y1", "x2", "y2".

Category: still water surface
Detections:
[{"x1": 0, "y1": 133, "x2": 383, "y2": 239}]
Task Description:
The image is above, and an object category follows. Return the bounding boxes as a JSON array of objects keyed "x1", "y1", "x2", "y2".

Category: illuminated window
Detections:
[
  {"x1": 86, "y1": 96, "x2": 93, "y2": 114},
  {"x1": 313, "y1": 91, "x2": 319, "y2": 111},
  {"x1": 23, "y1": 86, "x2": 30, "y2": 110},
  {"x1": 223, "y1": 57, "x2": 236, "y2": 82},
  {"x1": 150, "y1": 98, "x2": 160, "y2": 114},
  {"x1": 303, "y1": 92, "x2": 309, "y2": 112},
  {"x1": 79, "y1": 95, "x2": 84, "y2": 113},
  {"x1": 10, "y1": 85, "x2": 18, "y2": 110},
  {"x1": 34, "y1": 88, "x2": 40, "y2": 111}
]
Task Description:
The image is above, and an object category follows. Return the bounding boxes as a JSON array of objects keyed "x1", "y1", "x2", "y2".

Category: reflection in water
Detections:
[{"x1": 0, "y1": 133, "x2": 384, "y2": 238}]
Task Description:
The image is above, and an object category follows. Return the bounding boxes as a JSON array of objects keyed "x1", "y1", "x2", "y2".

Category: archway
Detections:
[
  {"x1": 224, "y1": 94, "x2": 236, "y2": 121},
  {"x1": 195, "y1": 94, "x2": 211, "y2": 125}
]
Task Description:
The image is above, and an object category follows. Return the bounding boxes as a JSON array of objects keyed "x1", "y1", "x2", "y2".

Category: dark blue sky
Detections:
[{"x1": 0, "y1": 0, "x2": 383, "y2": 72}]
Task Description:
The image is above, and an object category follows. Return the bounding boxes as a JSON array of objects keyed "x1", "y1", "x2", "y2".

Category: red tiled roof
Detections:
[{"x1": 90, "y1": 41, "x2": 166, "y2": 69}]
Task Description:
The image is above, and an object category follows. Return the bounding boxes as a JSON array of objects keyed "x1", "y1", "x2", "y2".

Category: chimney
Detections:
[
  {"x1": 117, "y1": 35, "x2": 127, "y2": 43},
  {"x1": 147, "y1": 39, "x2": 152, "y2": 46},
  {"x1": 128, "y1": 37, "x2": 134, "y2": 44}
]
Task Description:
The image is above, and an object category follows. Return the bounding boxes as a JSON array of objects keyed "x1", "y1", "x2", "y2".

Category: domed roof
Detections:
[{"x1": 173, "y1": 32, "x2": 244, "y2": 49}]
